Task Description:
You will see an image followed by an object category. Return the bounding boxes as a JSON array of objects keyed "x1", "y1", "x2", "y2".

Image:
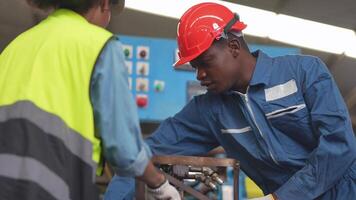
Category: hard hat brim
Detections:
[{"x1": 173, "y1": 53, "x2": 199, "y2": 67}]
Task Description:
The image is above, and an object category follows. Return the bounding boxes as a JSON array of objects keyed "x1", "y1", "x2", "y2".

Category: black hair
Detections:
[{"x1": 27, "y1": 0, "x2": 120, "y2": 14}]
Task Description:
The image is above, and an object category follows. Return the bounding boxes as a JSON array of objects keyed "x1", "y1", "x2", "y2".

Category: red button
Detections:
[{"x1": 136, "y1": 96, "x2": 148, "y2": 107}]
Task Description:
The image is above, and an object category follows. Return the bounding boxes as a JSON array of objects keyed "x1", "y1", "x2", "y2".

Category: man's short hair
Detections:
[{"x1": 27, "y1": 0, "x2": 121, "y2": 13}]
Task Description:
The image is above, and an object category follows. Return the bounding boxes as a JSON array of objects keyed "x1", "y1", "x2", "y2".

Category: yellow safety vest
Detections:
[{"x1": 0, "y1": 9, "x2": 112, "y2": 199}]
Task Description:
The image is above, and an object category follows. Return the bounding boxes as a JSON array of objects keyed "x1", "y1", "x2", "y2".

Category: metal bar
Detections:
[
  {"x1": 233, "y1": 164, "x2": 239, "y2": 200},
  {"x1": 152, "y1": 155, "x2": 238, "y2": 167},
  {"x1": 164, "y1": 172, "x2": 210, "y2": 200},
  {"x1": 146, "y1": 156, "x2": 240, "y2": 200}
]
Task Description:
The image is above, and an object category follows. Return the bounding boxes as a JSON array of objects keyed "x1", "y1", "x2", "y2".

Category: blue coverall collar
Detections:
[
  {"x1": 249, "y1": 50, "x2": 273, "y2": 86},
  {"x1": 222, "y1": 50, "x2": 273, "y2": 95}
]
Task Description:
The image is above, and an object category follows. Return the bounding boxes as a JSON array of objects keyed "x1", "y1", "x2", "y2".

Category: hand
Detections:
[
  {"x1": 249, "y1": 194, "x2": 274, "y2": 200},
  {"x1": 146, "y1": 179, "x2": 181, "y2": 200}
]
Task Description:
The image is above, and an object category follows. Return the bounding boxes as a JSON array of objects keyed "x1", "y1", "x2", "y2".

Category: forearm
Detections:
[
  {"x1": 136, "y1": 161, "x2": 166, "y2": 188},
  {"x1": 106, "y1": 142, "x2": 152, "y2": 177}
]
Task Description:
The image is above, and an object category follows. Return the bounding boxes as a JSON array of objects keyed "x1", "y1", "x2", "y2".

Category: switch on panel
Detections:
[
  {"x1": 122, "y1": 45, "x2": 133, "y2": 59},
  {"x1": 137, "y1": 46, "x2": 150, "y2": 60},
  {"x1": 136, "y1": 78, "x2": 149, "y2": 92},
  {"x1": 154, "y1": 80, "x2": 165, "y2": 92},
  {"x1": 136, "y1": 62, "x2": 149, "y2": 76},
  {"x1": 136, "y1": 94, "x2": 148, "y2": 108},
  {"x1": 125, "y1": 61, "x2": 133, "y2": 75}
]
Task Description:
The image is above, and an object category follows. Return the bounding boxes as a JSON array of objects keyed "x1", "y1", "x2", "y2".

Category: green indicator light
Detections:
[
  {"x1": 124, "y1": 49, "x2": 130, "y2": 57},
  {"x1": 155, "y1": 84, "x2": 162, "y2": 91}
]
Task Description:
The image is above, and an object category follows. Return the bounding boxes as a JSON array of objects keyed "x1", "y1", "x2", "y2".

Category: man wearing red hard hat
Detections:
[{"x1": 106, "y1": 2, "x2": 356, "y2": 200}]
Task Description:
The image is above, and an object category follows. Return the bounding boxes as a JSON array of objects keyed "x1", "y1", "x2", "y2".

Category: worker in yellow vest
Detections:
[{"x1": 0, "y1": 0, "x2": 180, "y2": 199}]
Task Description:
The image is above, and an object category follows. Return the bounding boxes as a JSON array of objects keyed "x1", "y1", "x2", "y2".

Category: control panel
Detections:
[{"x1": 119, "y1": 35, "x2": 300, "y2": 122}]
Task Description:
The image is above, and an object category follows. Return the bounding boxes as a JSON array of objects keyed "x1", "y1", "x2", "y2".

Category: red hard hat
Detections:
[{"x1": 174, "y1": 2, "x2": 247, "y2": 66}]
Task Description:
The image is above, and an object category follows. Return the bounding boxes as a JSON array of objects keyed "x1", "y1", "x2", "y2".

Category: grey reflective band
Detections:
[
  {"x1": 0, "y1": 101, "x2": 96, "y2": 175},
  {"x1": 0, "y1": 154, "x2": 71, "y2": 200}
]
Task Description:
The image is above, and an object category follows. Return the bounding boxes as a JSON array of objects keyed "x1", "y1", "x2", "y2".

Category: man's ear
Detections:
[
  {"x1": 100, "y1": 0, "x2": 110, "y2": 12},
  {"x1": 111, "y1": 0, "x2": 125, "y2": 15},
  {"x1": 228, "y1": 38, "x2": 241, "y2": 57}
]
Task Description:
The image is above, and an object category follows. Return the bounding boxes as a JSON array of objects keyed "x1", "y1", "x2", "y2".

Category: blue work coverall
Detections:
[{"x1": 106, "y1": 51, "x2": 356, "y2": 200}]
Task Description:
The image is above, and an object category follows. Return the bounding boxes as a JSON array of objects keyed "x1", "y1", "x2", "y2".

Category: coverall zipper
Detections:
[{"x1": 240, "y1": 87, "x2": 280, "y2": 166}]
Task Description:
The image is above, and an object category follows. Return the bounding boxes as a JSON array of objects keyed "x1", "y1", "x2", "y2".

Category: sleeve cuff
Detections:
[
  {"x1": 113, "y1": 143, "x2": 152, "y2": 177},
  {"x1": 274, "y1": 176, "x2": 306, "y2": 200}
]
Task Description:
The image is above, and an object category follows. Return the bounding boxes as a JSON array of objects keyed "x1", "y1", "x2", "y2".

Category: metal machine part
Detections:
[
  {"x1": 166, "y1": 165, "x2": 224, "y2": 190},
  {"x1": 135, "y1": 155, "x2": 240, "y2": 200}
]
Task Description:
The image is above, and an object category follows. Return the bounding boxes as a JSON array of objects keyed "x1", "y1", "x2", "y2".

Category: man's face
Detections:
[{"x1": 190, "y1": 40, "x2": 241, "y2": 94}]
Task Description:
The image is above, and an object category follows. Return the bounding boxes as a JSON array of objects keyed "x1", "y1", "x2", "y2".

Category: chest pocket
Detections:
[
  {"x1": 265, "y1": 104, "x2": 306, "y2": 120},
  {"x1": 263, "y1": 79, "x2": 307, "y2": 121},
  {"x1": 263, "y1": 80, "x2": 314, "y2": 156}
]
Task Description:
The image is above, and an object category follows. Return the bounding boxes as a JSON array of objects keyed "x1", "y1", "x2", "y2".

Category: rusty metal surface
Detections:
[{"x1": 152, "y1": 155, "x2": 239, "y2": 167}]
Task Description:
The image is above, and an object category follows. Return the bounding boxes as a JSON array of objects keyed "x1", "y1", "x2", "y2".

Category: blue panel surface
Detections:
[{"x1": 119, "y1": 35, "x2": 300, "y2": 122}]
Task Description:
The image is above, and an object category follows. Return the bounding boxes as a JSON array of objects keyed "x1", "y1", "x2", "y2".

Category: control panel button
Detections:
[
  {"x1": 124, "y1": 49, "x2": 130, "y2": 57},
  {"x1": 136, "y1": 94, "x2": 148, "y2": 108},
  {"x1": 125, "y1": 61, "x2": 133, "y2": 75},
  {"x1": 154, "y1": 80, "x2": 165, "y2": 92},
  {"x1": 122, "y1": 45, "x2": 133, "y2": 59},
  {"x1": 136, "y1": 62, "x2": 149, "y2": 76},
  {"x1": 139, "y1": 50, "x2": 147, "y2": 58},
  {"x1": 137, "y1": 46, "x2": 150, "y2": 60},
  {"x1": 136, "y1": 78, "x2": 149, "y2": 92}
]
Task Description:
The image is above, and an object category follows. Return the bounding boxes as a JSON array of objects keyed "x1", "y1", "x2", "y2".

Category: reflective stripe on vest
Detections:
[
  {"x1": 0, "y1": 154, "x2": 71, "y2": 200},
  {"x1": 0, "y1": 101, "x2": 99, "y2": 199}
]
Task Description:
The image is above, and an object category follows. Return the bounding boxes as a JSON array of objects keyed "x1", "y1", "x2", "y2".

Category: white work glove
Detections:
[
  {"x1": 249, "y1": 194, "x2": 275, "y2": 200},
  {"x1": 146, "y1": 179, "x2": 181, "y2": 200}
]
